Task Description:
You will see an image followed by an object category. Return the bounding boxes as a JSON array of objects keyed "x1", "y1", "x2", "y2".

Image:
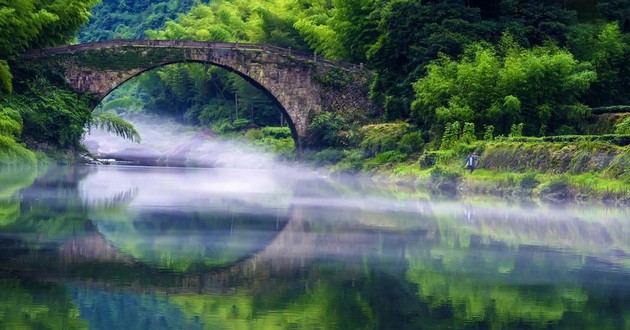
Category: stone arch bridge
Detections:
[{"x1": 20, "y1": 40, "x2": 376, "y2": 151}]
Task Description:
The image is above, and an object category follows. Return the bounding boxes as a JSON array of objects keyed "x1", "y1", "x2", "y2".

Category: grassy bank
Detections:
[{"x1": 332, "y1": 140, "x2": 630, "y2": 205}]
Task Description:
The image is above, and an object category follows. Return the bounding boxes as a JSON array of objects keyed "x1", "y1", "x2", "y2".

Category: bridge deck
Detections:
[{"x1": 21, "y1": 39, "x2": 363, "y2": 70}]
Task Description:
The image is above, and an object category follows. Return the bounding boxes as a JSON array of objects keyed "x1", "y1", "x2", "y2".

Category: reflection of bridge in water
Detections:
[{"x1": 57, "y1": 204, "x2": 405, "y2": 294}]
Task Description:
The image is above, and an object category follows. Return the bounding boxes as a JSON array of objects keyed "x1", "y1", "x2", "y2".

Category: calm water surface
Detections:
[{"x1": 1, "y1": 165, "x2": 629, "y2": 329}]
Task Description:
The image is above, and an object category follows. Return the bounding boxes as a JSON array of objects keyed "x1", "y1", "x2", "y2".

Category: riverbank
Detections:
[{"x1": 338, "y1": 140, "x2": 630, "y2": 206}]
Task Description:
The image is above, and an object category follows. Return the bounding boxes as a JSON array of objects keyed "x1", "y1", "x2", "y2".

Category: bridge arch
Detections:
[{"x1": 20, "y1": 40, "x2": 376, "y2": 152}]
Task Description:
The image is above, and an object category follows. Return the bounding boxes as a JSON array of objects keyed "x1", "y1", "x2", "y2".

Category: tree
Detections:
[
  {"x1": 0, "y1": 0, "x2": 99, "y2": 93},
  {"x1": 570, "y1": 22, "x2": 630, "y2": 107},
  {"x1": 366, "y1": 0, "x2": 487, "y2": 119},
  {"x1": 411, "y1": 35, "x2": 596, "y2": 137},
  {"x1": 597, "y1": 0, "x2": 630, "y2": 33}
]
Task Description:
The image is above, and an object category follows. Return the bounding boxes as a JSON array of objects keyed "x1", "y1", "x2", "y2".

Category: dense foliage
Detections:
[
  {"x1": 79, "y1": 0, "x2": 196, "y2": 42},
  {"x1": 140, "y1": 0, "x2": 630, "y2": 142},
  {"x1": 1, "y1": 0, "x2": 629, "y2": 177},
  {"x1": 411, "y1": 35, "x2": 596, "y2": 136},
  {"x1": 0, "y1": 0, "x2": 99, "y2": 93}
]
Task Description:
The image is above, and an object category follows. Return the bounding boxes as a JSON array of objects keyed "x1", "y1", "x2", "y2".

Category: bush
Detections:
[
  {"x1": 0, "y1": 136, "x2": 37, "y2": 166},
  {"x1": 232, "y1": 118, "x2": 250, "y2": 130},
  {"x1": 331, "y1": 149, "x2": 365, "y2": 173},
  {"x1": 614, "y1": 116, "x2": 630, "y2": 134},
  {"x1": 509, "y1": 123, "x2": 524, "y2": 138},
  {"x1": 261, "y1": 126, "x2": 292, "y2": 139},
  {"x1": 418, "y1": 151, "x2": 438, "y2": 168},
  {"x1": 483, "y1": 125, "x2": 495, "y2": 141},
  {"x1": 244, "y1": 129, "x2": 263, "y2": 140},
  {"x1": 519, "y1": 172, "x2": 540, "y2": 190},
  {"x1": 429, "y1": 165, "x2": 461, "y2": 192},
  {"x1": 3, "y1": 79, "x2": 92, "y2": 149},
  {"x1": 540, "y1": 175, "x2": 572, "y2": 200},
  {"x1": 441, "y1": 121, "x2": 460, "y2": 150},
  {"x1": 360, "y1": 122, "x2": 410, "y2": 156},
  {"x1": 307, "y1": 112, "x2": 349, "y2": 148},
  {"x1": 310, "y1": 148, "x2": 345, "y2": 166},
  {"x1": 364, "y1": 150, "x2": 408, "y2": 169},
  {"x1": 397, "y1": 131, "x2": 424, "y2": 154},
  {"x1": 553, "y1": 125, "x2": 578, "y2": 135},
  {"x1": 251, "y1": 137, "x2": 295, "y2": 160},
  {"x1": 214, "y1": 122, "x2": 234, "y2": 133},
  {"x1": 0, "y1": 107, "x2": 22, "y2": 137}
]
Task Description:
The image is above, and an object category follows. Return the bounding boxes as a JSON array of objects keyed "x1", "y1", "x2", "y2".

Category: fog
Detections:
[
  {"x1": 79, "y1": 114, "x2": 630, "y2": 250},
  {"x1": 83, "y1": 115, "x2": 284, "y2": 169}
]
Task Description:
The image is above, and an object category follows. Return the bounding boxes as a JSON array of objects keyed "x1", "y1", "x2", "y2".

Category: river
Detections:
[{"x1": 0, "y1": 165, "x2": 629, "y2": 329}]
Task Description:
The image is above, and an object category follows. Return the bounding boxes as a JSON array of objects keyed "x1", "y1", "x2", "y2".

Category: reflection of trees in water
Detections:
[
  {"x1": 0, "y1": 271, "x2": 87, "y2": 329},
  {"x1": 94, "y1": 208, "x2": 289, "y2": 272},
  {"x1": 427, "y1": 201, "x2": 630, "y2": 267},
  {"x1": 82, "y1": 187, "x2": 138, "y2": 211},
  {"x1": 406, "y1": 243, "x2": 588, "y2": 328},
  {"x1": 404, "y1": 222, "x2": 630, "y2": 328},
  {"x1": 0, "y1": 166, "x2": 39, "y2": 226},
  {"x1": 4, "y1": 166, "x2": 630, "y2": 328},
  {"x1": 342, "y1": 198, "x2": 630, "y2": 328}
]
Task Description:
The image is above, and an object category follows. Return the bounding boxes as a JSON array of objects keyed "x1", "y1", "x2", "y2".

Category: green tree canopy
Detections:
[
  {"x1": 0, "y1": 0, "x2": 99, "y2": 93},
  {"x1": 411, "y1": 35, "x2": 596, "y2": 137}
]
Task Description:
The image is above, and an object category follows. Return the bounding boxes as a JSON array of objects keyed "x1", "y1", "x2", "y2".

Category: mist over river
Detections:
[{"x1": 1, "y1": 164, "x2": 629, "y2": 329}]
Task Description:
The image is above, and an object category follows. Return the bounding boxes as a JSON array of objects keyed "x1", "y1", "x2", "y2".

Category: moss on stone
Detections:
[{"x1": 71, "y1": 47, "x2": 187, "y2": 70}]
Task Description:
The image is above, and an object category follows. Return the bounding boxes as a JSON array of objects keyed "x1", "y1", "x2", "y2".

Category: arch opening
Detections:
[{"x1": 85, "y1": 61, "x2": 300, "y2": 166}]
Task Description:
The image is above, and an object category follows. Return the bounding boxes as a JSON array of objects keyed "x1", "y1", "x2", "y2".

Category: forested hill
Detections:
[{"x1": 79, "y1": 0, "x2": 199, "y2": 42}]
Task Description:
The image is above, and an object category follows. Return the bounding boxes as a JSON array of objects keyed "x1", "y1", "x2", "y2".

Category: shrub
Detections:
[
  {"x1": 461, "y1": 122, "x2": 476, "y2": 144},
  {"x1": 614, "y1": 116, "x2": 630, "y2": 134},
  {"x1": 4, "y1": 79, "x2": 92, "y2": 149},
  {"x1": 509, "y1": 123, "x2": 524, "y2": 138},
  {"x1": 364, "y1": 150, "x2": 408, "y2": 169},
  {"x1": 419, "y1": 151, "x2": 438, "y2": 168},
  {"x1": 360, "y1": 122, "x2": 410, "y2": 156},
  {"x1": 429, "y1": 165, "x2": 461, "y2": 192},
  {"x1": 0, "y1": 136, "x2": 37, "y2": 166},
  {"x1": 214, "y1": 122, "x2": 234, "y2": 133},
  {"x1": 251, "y1": 137, "x2": 295, "y2": 160},
  {"x1": 232, "y1": 118, "x2": 250, "y2": 130},
  {"x1": 539, "y1": 175, "x2": 572, "y2": 200},
  {"x1": 310, "y1": 148, "x2": 345, "y2": 166},
  {"x1": 261, "y1": 126, "x2": 292, "y2": 139},
  {"x1": 0, "y1": 107, "x2": 22, "y2": 137},
  {"x1": 519, "y1": 172, "x2": 540, "y2": 190},
  {"x1": 507, "y1": 134, "x2": 630, "y2": 146},
  {"x1": 307, "y1": 112, "x2": 350, "y2": 148},
  {"x1": 330, "y1": 149, "x2": 365, "y2": 173},
  {"x1": 484, "y1": 125, "x2": 495, "y2": 141},
  {"x1": 553, "y1": 124, "x2": 578, "y2": 135},
  {"x1": 441, "y1": 121, "x2": 460, "y2": 150},
  {"x1": 244, "y1": 129, "x2": 263, "y2": 140},
  {"x1": 397, "y1": 131, "x2": 424, "y2": 154}
]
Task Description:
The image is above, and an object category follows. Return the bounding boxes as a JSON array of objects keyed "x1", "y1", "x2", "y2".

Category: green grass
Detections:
[
  {"x1": 460, "y1": 169, "x2": 629, "y2": 200},
  {"x1": 562, "y1": 172, "x2": 628, "y2": 194}
]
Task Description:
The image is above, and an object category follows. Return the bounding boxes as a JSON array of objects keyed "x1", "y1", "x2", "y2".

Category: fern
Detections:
[{"x1": 90, "y1": 111, "x2": 141, "y2": 143}]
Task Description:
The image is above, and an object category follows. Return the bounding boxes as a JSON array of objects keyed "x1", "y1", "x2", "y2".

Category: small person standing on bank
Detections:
[{"x1": 465, "y1": 152, "x2": 479, "y2": 173}]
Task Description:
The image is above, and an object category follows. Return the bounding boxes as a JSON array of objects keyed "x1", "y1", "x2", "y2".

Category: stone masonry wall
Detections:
[{"x1": 21, "y1": 40, "x2": 378, "y2": 151}]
